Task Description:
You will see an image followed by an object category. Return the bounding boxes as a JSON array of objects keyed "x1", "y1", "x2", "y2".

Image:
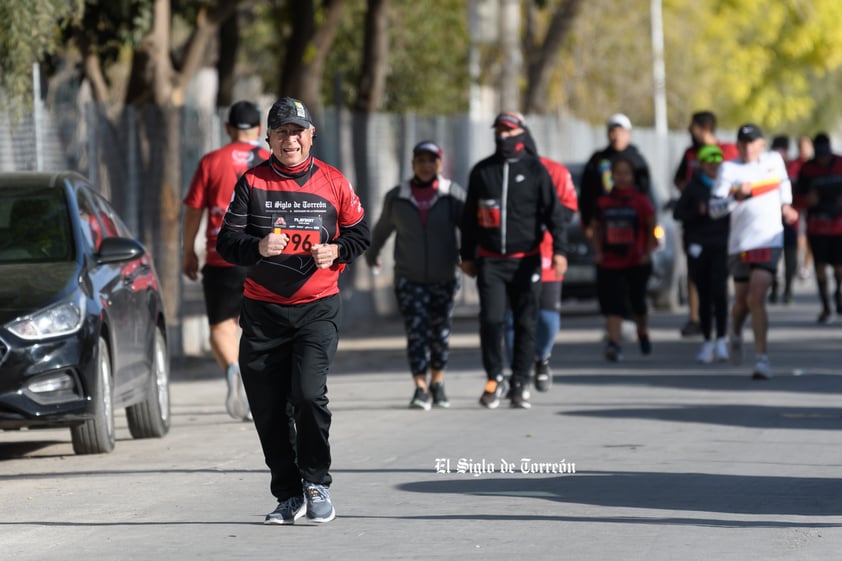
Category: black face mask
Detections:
[{"x1": 495, "y1": 132, "x2": 527, "y2": 159}]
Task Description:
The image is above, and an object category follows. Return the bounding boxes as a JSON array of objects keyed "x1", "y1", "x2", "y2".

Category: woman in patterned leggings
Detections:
[{"x1": 366, "y1": 140, "x2": 466, "y2": 409}]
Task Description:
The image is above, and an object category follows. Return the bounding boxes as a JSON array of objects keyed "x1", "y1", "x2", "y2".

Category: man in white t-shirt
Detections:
[{"x1": 711, "y1": 123, "x2": 798, "y2": 379}]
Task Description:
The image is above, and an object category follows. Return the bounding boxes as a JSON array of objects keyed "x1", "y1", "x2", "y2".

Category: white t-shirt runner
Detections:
[{"x1": 712, "y1": 150, "x2": 792, "y2": 255}]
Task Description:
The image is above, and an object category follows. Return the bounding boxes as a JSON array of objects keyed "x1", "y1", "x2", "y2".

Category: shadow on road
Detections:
[
  {"x1": 397, "y1": 470, "x2": 842, "y2": 521},
  {"x1": 561, "y1": 403, "x2": 842, "y2": 430}
]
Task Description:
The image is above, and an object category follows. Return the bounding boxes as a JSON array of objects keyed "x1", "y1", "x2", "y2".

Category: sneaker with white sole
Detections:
[
  {"x1": 409, "y1": 387, "x2": 432, "y2": 410},
  {"x1": 729, "y1": 334, "x2": 743, "y2": 365},
  {"x1": 714, "y1": 337, "x2": 729, "y2": 362},
  {"x1": 264, "y1": 494, "x2": 306, "y2": 525},
  {"x1": 429, "y1": 381, "x2": 450, "y2": 408},
  {"x1": 696, "y1": 341, "x2": 715, "y2": 364},
  {"x1": 304, "y1": 482, "x2": 336, "y2": 523},
  {"x1": 479, "y1": 377, "x2": 506, "y2": 409},
  {"x1": 226, "y1": 364, "x2": 251, "y2": 421},
  {"x1": 752, "y1": 355, "x2": 773, "y2": 380},
  {"x1": 534, "y1": 359, "x2": 552, "y2": 392}
]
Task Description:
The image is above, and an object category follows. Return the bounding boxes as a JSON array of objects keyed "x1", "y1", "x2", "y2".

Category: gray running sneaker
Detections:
[
  {"x1": 226, "y1": 364, "x2": 250, "y2": 421},
  {"x1": 751, "y1": 355, "x2": 773, "y2": 380},
  {"x1": 304, "y1": 482, "x2": 336, "y2": 523},
  {"x1": 264, "y1": 494, "x2": 306, "y2": 525}
]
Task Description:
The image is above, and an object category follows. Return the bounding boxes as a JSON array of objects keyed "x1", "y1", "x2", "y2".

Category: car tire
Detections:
[
  {"x1": 70, "y1": 336, "x2": 116, "y2": 454},
  {"x1": 126, "y1": 326, "x2": 170, "y2": 439}
]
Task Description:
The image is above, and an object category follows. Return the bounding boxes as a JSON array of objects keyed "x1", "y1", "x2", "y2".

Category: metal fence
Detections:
[{"x1": 1, "y1": 96, "x2": 694, "y2": 356}]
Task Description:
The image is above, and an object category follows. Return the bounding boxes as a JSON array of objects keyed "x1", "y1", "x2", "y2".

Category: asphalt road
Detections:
[{"x1": 1, "y1": 284, "x2": 841, "y2": 561}]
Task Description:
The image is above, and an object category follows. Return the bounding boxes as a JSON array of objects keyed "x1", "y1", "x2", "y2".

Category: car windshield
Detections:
[{"x1": 0, "y1": 187, "x2": 74, "y2": 263}]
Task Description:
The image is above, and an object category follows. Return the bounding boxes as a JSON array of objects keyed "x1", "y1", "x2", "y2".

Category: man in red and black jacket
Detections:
[
  {"x1": 183, "y1": 100, "x2": 270, "y2": 422},
  {"x1": 217, "y1": 97, "x2": 369, "y2": 526},
  {"x1": 794, "y1": 133, "x2": 842, "y2": 323},
  {"x1": 460, "y1": 111, "x2": 568, "y2": 410}
]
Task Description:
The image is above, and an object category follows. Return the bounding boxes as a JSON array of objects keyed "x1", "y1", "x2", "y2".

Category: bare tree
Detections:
[
  {"x1": 120, "y1": 0, "x2": 244, "y2": 326},
  {"x1": 354, "y1": 0, "x2": 389, "y2": 113},
  {"x1": 523, "y1": 0, "x2": 583, "y2": 114},
  {"x1": 279, "y1": 0, "x2": 344, "y2": 117}
]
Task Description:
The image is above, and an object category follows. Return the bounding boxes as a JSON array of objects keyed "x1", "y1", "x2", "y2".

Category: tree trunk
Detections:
[
  {"x1": 523, "y1": 0, "x2": 583, "y2": 114},
  {"x1": 279, "y1": 0, "x2": 344, "y2": 122},
  {"x1": 354, "y1": 0, "x2": 389, "y2": 113},
  {"x1": 216, "y1": 14, "x2": 240, "y2": 107}
]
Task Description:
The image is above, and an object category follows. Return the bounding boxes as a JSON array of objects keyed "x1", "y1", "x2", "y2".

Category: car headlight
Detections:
[{"x1": 6, "y1": 294, "x2": 86, "y2": 340}]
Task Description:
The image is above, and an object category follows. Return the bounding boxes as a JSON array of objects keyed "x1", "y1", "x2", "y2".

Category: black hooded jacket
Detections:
[{"x1": 579, "y1": 144, "x2": 652, "y2": 228}]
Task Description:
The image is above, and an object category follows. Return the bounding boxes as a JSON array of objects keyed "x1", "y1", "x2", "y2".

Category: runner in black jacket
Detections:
[
  {"x1": 579, "y1": 113, "x2": 652, "y2": 232},
  {"x1": 460, "y1": 111, "x2": 568, "y2": 410},
  {"x1": 672, "y1": 145, "x2": 730, "y2": 363}
]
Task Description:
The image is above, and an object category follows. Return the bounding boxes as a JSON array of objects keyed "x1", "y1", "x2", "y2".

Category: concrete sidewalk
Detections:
[{"x1": 1, "y1": 292, "x2": 841, "y2": 560}]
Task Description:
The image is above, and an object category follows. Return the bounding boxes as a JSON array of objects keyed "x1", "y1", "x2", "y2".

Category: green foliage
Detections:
[
  {"x1": 689, "y1": 0, "x2": 842, "y2": 129},
  {"x1": 323, "y1": 0, "x2": 471, "y2": 114},
  {"x1": 380, "y1": 0, "x2": 471, "y2": 113},
  {"x1": 558, "y1": 0, "x2": 654, "y2": 125},
  {"x1": 0, "y1": 0, "x2": 82, "y2": 105},
  {"x1": 556, "y1": 0, "x2": 842, "y2": 131}
]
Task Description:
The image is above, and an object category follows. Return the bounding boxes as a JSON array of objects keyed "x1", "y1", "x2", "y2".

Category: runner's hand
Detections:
[{"x1": 259, "y1": 232, "x2": 289, "y2": 257}]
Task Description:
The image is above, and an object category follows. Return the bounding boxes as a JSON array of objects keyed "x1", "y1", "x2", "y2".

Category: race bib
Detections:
[
  {"x1": 477, "y1": 199, "x2": 501, "y2": 228},
  {"x1": 605, "y1": 221, "x2": 635, "y2": 245},
  {"x1": 741, "y1": 248, "x2": 771, "y2": 263},
  {"x1": 274, "y1": 215, "x2": 323, "y2": 255}
]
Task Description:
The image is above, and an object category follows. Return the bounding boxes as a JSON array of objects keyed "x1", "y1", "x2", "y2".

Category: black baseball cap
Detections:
[
  {"x1": 737, "y1": 123, "x2": 763, "y2": 143},
  {"x1": 813, "y1": 133, "x2": 832, "y2": 157},
  {"x1": 227, "y1": 101, "x2": 261, "y2": 130},
  {"x1": 412, "y1": 140, "x2": 442, "y2": 158},
  {"x1": 267, "y1": 97, "x2": 313, "y2": 129}
]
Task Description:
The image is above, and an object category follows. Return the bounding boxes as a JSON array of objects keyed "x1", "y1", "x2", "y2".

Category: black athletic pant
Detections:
[
  {"x1": 689, "y1": 244, "x2": 729, "y2": 340},
  {"x1": 239, "y1": 294, "x2": 339, "y2": 501},
  {"x1": 477, "y1": 254, "x2": 541, "y2": 388}
]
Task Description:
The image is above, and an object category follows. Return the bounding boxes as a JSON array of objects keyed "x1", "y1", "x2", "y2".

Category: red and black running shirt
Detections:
[
  {"x1": 216, "y1": 156, "x2": 369, "y2": 305},
  {"x1": 184, "y1": 141, "x2": 270, "y2": 267}
]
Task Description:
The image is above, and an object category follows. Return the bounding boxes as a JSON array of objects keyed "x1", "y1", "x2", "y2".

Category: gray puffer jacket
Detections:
[{"x1": 366, "y1": 176, "x2": 466, "y2": 283}]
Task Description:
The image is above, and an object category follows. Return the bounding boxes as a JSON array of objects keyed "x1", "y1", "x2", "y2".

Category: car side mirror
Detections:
[{"x1": 96, "y1": 237, "x2": 145, "y2": 264}]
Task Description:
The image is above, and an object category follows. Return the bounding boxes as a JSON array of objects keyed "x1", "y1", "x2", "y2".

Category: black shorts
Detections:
[
  {"x1": 597, "y1": 264, "x2": 651, "y2": 317},
  {"x1": 201, "y1": 265, "x2": 247, "y2": 324},
  {"x1": 728, "y1": 247, "x2": 782, "y2": 282},
  {"x1": 808, "y1": 235, "x2": 842, "y2": 266}
]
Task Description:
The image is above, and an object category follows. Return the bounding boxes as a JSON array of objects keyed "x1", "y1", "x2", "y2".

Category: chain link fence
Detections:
[{"x1": 1, "y1": 95, "x2": 692, "y2": 356}]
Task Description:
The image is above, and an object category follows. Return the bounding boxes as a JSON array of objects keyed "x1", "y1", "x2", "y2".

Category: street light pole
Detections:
[{"x1": 650, "y1": 0, "x2": 669, "y2": 190}]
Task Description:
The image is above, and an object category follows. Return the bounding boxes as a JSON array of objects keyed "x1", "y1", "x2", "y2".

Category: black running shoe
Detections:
[
  {"x1": 680, "y1": 320, "x2": 702, "y2": 337},
  {"x1": 534, "y1": 359, "x2": 552, "y2": 392},
  {"x1": 638, "y1": 333, "x2": 652, "y2": 355},
  {"x1": 429, "y1": 381, "x2": 450, "y2": 408},
  {"x1": 509, "y1": 384, "x2": 532, "y2": 409},
  {"x1": 409, "y1": 387, "x2": 431, "y2": 410},
  {"x1": 479, "y1": 378, "x2": 505, "y2": 409},
  {"x1": 604, "y1": 341, "x2": 622, "y2": 362}
]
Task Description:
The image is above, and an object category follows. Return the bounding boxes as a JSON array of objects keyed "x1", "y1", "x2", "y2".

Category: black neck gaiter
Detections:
[{"x1": 495, "y1": 132, "x2": 527, "y2": 160}]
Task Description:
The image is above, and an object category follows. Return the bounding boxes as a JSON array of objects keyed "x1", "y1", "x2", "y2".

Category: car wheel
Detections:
[
  {"x1": 126, "y1": 326, "x2": 170, "y2": 439},
  {"x1": 70, "y1": 336, "x2": 116, "y2": 454}
]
